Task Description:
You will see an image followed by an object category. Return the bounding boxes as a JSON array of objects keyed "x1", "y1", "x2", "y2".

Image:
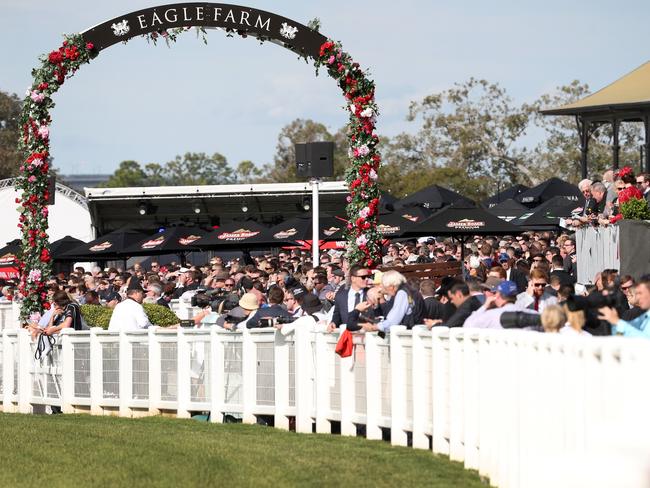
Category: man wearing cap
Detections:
[
  {"x1": 464, "y1": 281, "x2": 537, "y2": 329},
  {"x1": 108, "y1": 278, "x2": 154, "y2": 332}
]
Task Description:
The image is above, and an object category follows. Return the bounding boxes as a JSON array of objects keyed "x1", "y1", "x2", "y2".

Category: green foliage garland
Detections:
[{"x1": 18, "y1": 34, "x2": 95, "y2": 322}]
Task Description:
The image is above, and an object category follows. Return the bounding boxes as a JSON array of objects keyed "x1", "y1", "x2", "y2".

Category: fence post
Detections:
[
  {"x1": 389, "y1": 326, "x2": 407, "y2": 446},
  {"x1": 294, "y1": 326, "x2": 314, "y2": 434},
  {"x1": 118, "y1": 332, "x2": 131, "y2": 417},
  {"x1": 2, "y1": 331, "x2": 15, "y2": 412},
  {"x1": 363, "y1": 332, "x2": 382, "y2": 440},
  {"x1": 148, "y1": 329, "x2": 161, "y2": 416},
  {"x1": 411, "y1": 326, "x2": 429, "y2": 449},
  {"x1": 210, "y1": 328, "x2": 224, "y2": 423},
  {"x1": 17, "y1": 328, "x2": 32, "y2": 414},
  {"x1": 463, "y1": 329, "x2": 480, "y2": 471},
  {"x1": 241, "y1": 328, "x2": 256, "y2": 424},
  {"x1": 314, "y1": 332, "x2": 331, "y2": 434},
  {"x1": 432, "y1": 327, "x2": 450, "y2": 455},
  {"x1": 339, "y1": 329, "x2": 356, "y2": 437},
  {"x1": 89, "y1": 328, "x2": 102, "y2": 415},
  {"x1": 448, "y1": 328, "x2": 465, "y2": 462},
  {"x1": 176, "y1": 328, "x2": 191, "y2": 418},
  {"x1": 274, "y1": 331, "x2": 290, "y2": 430}
]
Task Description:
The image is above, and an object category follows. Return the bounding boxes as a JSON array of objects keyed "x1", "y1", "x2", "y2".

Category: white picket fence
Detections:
[{"x1": 1, "y1": 324, "x2": 650, "y2": 488}]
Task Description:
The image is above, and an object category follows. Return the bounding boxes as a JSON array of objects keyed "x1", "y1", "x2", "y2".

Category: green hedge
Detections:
[{"x1": 80, "y1": 303, "x2": 179, "y2": 330}]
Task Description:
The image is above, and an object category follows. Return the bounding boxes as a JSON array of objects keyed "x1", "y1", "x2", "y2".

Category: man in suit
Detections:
[
  {"x1": 499, "y1": 254, "x2": 528, "y2": 293},
  {"x1": 419, "y1": 279, "x2": 446, "y2": 320},
  {"x1": 562, "y1": 238, "x2": 577, "y2": 280},
  {"x1": 425, "y1": 282, "x2": 481, "y2": 328},
  {"x1": 637, "y1": 173, "x2": 650, "y2": 205},
  {"x1": 327, "y1": 263, "x2": 372, "y2": 332},
  {"x1": 549, "y1": 254, "x2": 575, "y2": 286}
]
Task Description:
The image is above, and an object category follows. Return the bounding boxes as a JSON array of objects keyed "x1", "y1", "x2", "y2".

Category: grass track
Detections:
[{"x1": 0, "y1": 413, "x2": 484, "y2": 487}]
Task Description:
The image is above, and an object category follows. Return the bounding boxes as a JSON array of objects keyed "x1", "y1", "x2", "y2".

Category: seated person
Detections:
[{"x1": 246, "y1": 286, "x2": 293, "y2": 328}]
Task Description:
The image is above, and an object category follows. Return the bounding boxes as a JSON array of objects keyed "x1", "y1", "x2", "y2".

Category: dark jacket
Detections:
[
  {"x1": 331, "y1": 287, "x2": 367, "y2": 327},
  {"x1": 246, "y1": 304, "x2": 293, "y2": 328},
  {"x1": 550, "y1": 269, "x2": 575, "y2": 286},
  {"x1": 439, "y1": 296, "x2": 481, "y2": 328},
  {"x1": 563, "y1": 253, "x2": 577, "y2": 279},
  {"x1": 508, "y1": 268, "x2": 529, "y2": 294},
  {"x1": 423, "y1": 296, "x2": 445, "y2": 320}
]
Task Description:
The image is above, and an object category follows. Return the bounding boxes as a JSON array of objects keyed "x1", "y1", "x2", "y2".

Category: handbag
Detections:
[{"x1": 335, "y1": 328, "x2": 354, "y2": 358}]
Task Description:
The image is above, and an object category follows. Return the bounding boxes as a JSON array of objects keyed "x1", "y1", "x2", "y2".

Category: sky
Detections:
[{"x1": 2, "y1": 0, "x2": 650, "y2": 175}]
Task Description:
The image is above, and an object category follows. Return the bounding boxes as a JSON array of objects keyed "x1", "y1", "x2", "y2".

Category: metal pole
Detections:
[
  {"x1": 612, "y1": 118, "x2": 620, "y2": 170},
  {"x1": 311, "y1": 178, "x2": 320, "y2": 267}
]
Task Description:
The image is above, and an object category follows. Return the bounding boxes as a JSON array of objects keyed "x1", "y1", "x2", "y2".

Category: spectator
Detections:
[
  {"x1": 246, "y1": 286, "x2": 293, "y2": 328},
  {"x1": 360, "y1": 270, "x2": 418, "y2": 334},
  {"x1": 327, "y1": 264, "x2": 373, "y2": 332},
  {"x1": 425, "y1": 282, "x2": 481, "y2": 328},
  {"x1": 598, "y1": 276, "x2": 650, "y2": 337},
  {"x1": 560, "y1": 304, "x2": 590, "y2": 337},
  {"x1": 108, "y1": 278, "x2": 154, "y2": 332},
  {"x1": 464, "y1": 281, "x2": 534, "y2": 329},
  {"x1": 541, "y1": 305, "x2": 566, "y2": 333},
  {"x1": 419, "y1": 279, "x2": 446, "y2": 320},
  {"x1": 550, "y1": 254, "x2": 575, "y2": 286},
  {"x1": 562, "y1": 238, "x2": 577, "y2": 280},
  {"x1": 516, "y1": 269, "x2": 558, "y2": 313},
  {"x1": 42, "y1": 290, "x2": 85, "y2": 336},
  {"x1": 636, "y1": 173, "x2": 650, "y2": 204}
]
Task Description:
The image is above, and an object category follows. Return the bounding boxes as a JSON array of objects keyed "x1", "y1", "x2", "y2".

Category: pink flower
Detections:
[
  {"x1": 369, "y1": 169, "x2": 378, "y2": 180},
  {"x1": 346, "y1": 196, "x2": 352, "y2": 203},
  {"x1": 38, "y1": 126, "x2": 49, "y2": 139},
  {"x1": 356, "y1": 145, "x2": 370, "y2": 157},
  {"x1": 28, "y1": 269, "x2": 42, "y2": 283},
  {"x1": 31, "y1": 158, "x2": 43, "y2": 167},
  {"x1": 30, "y1": 90, "x2": 45, "y2": 103},
  {"x1": 328, "y1": 55, "x2": 335, "y2": 65},
  {"x1": 359, "y1": 206, "x2": 370, "y2": 219},
  {"x1": 28, "y1": 176, "x2": 36, "y2": 183},
  {"x1": 355, "y1": 234, "x2": 368, "y2": 247},
  {"x1": 42, "y1": 207, "x2": 49, "y2": 217}
]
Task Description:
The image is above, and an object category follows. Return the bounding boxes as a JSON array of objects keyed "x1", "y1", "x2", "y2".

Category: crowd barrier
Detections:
[{"x1": 1, "y1": 325, "x2": 650, "y2": 487}]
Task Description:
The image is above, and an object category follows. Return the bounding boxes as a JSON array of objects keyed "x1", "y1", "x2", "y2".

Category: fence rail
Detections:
[{"x1": 1, "y1": 325, "x2": 650, "y2": 488}]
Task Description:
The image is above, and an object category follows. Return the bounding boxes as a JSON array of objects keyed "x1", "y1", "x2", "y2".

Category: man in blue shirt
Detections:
[{"x1": 598, "y1": 276, "x2": 650, "y2": 338}]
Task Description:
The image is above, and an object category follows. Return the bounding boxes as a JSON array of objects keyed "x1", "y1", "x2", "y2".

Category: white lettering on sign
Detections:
[{"x1": 164, "y1": 9, "x2": 178, "y2": 23}]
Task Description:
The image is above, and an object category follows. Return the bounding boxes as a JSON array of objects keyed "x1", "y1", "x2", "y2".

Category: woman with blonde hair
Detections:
[{"x1": 541, "y1": 305, "x2": 566, "y2": 333}]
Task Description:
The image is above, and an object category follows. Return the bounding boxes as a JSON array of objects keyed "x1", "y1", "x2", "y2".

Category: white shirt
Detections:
[
  {"x1": 559, "y1": 326, "x2": 591, "y2": 337},
  {"x1": 464, "y1": 302, "x2": 535, "y2": 329},
  {"x1": 108, "y1": 298, "x2": 152, "y2": 332}
]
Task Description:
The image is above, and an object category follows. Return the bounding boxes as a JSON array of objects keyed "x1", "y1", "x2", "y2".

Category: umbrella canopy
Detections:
[
  {"x1": 122, "y1": 226, "x2": 210, "y2": 256},
  {"x1": 515, "y1": 178, "x2": 582, "y2": 207},
  {"x1": 379, "y1": 191, "x2": 399, "y2": 213},
  {"x1": 395, "y1": 184, "x2": 473, "y2": 210},
  {"x1": 377, "y1": 208, "x2": 433, "y2": 238},
  {"x1": 267, "y1": 214, "x2": 346, "y2": 243},
  {"x1": 483, "y1": 184, "x2": 530, "y2": 208},
  {"x1": 512, "y1": 196, "x2": 579, "y2": 230},
  {"x1": 61, "y1": 228, "x2": 147, "y2": 260},
  {"x1": 50, "y1": 236, "x2": 85, "y2": 260},
  {"x1": 485, "y1": 198, "x2": 529, "y2": 222},
  {"x1": 192, "y1": 220, "x2": 291, "y2": 249},
  {"x1": 0, "y1": 239, "x2": 21, "y2": 279},
  {"x1": 402, "y1": 202, "x2": 521, "y2": 237}
]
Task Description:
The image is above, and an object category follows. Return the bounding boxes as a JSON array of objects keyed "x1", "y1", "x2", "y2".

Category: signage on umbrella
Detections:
[
  {"x1": 178, "y1": 235, "x2": 202, "y2": 246},
  {"x1": 89, "y1": 241, "x2": 113, "y2": 252},
  {"x1": 378, "y1": 223, "x2": 401, "y2": 235},
  {"x1": 322, "y1": 225, "x2": 342, "y2": 237},
  {"x1": 218, "y1": 228, "x2": 261, "y2": 241},
  {"x1": 446, "y1": 219, "x2": 486, "y2": 230},
  {"x1": 0, "y1": 253, "x2": 19, "y2": 279},
  {"x1": 141, "y1": 236, "x2": 165, "y2": 249},
  {"x1": 274, "y1": 228, "x2": 299, "y2": 240}
]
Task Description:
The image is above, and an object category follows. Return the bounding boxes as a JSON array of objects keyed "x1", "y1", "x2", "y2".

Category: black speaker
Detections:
[
  {"x1": 47, "y1": 176, "x2": 56, "y2": 205},
  {"x1": 295, "y1": 142, "x2": 334, "y2": 179}
]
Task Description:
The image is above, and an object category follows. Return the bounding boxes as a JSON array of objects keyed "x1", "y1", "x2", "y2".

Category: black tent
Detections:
[
  {"x1": 0, "y1": 239, "x2": 21, "y2": 280},
  {"x1": 485, "y1": 198, "x2": 529, "y2": 222},
  {"x1": 395, "y1": 184, "x2": 473, "y2": 210},
  {"x1": 267, "y1": 214, "x2": 346, "y2": 243},
  {"x1": 512, "y1": 196, "x2": 579, "y2": 230},
  {"x1": 193, "y1": 220, "x2": 295, "y2": 250},
  {"x1": 61, "y1": 228, "x2": 148, "y2": 260},
  {"x1": 122, "y1": 226, "x2": 210, "y2": 256},
  {"x1": 402, "y1": 202, "x2": 521, "y2": 259},
  {"x1": 483, "y1": 184, "x2": 529, "y2": 208},
  {"x1": 516, "y1": 178, "x2": 582, "y2": 208},
  {"x1": 377, "y1": 207, "x2": 433, "y2": 238},
  {"x1": 379, "y1": 191, "x2": 399, "y2": 213},
  {"x1": 50, "y1": 236, "x2": 85, "y2": 260}
]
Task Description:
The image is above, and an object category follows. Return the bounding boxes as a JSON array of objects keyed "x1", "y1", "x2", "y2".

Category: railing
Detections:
[{"x1": 1, "y1": 326, "x2": 650, "y2": 488}]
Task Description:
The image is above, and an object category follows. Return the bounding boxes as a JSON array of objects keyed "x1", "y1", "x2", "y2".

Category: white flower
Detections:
[
  {"x1": 369, "y1": 169, "x2": 378, "y2": 180},
  {"x1": 356, "y1": 234, "x2": 368, "y2": 247},
  {"x1": 360, "y1": 107, "x2": 374, "y2": 118},
  {"x1": 349, "y1": 104, "x2": 357, "y2": 114},
  {"x1": 357, "y1": 145, "x2": 370, "y2": 157},
  {"x1": 359, "y1": 206, "x2": 371, "y2": 219}
]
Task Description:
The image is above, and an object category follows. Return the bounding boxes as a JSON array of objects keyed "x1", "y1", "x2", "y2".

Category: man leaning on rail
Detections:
[{"x1": 598, "y1": 275, "x2": 650, "y2": 338}]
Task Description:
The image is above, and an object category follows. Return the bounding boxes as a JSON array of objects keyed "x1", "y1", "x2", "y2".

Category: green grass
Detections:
[{"x1": 0, "y1": 413, "x2": 484, "y2": 487}]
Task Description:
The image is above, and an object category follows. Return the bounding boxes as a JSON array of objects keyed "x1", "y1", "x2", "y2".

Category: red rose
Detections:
[
  {"x1": 48, "y1": 50, "x2": 64, "y2": 64},
  {"x1": 64, "y1": 46, "x2": 80, "y2": 60},
  {"x1": 38, "y1": 82, "x2": 49, "y2": 91},
  {"x1": 43, "y1": 302, "x2": 51, "y2": 310},
  {"x1": 39, "y1": 248, "x2": 51, "y2": 263},
  {"x1": 86, "y1": 42, "x2": 94, "y2": 50}
]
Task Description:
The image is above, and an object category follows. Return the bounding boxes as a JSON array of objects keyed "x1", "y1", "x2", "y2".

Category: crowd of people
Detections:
[{"x1": 13, "y1": 228, "x2": 649, "y2": 340}]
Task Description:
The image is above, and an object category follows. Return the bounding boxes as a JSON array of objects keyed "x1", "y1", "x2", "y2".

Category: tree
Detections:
[
  {"x1": 0, "y1": 90, "x2": 22, "y2": 179},
  {"x1": 104, "y1": 160, "x2": 147, "y2": 187},
  {"x1": 234, "y1": 160, "x2": 263, "y2": 183},
  {"x1": 261, "y1": 118, "x2": 347, "y2": 182},
  {"x1": 163, "y1": 152, "x2": 234, "y2": 185}
]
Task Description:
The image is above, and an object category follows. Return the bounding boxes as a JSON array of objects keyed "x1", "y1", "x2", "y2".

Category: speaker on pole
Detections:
[{"x1": 295, "y1": 142, "x2": 334, "y2": 179}]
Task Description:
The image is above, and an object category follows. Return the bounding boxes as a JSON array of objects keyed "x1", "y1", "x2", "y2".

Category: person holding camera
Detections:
[
  {"x1": 598, "y1": 276, "x2": 650, "y2": 338},
  {"x1": 274, "y1": 293, "x2": 327, "y2": 335},
  {"x1": 463, "y1": 281, "x2": 536, "y2": 329},
  {"x1": 246, "y1": 286, "x2": 293, "y2": 328}
]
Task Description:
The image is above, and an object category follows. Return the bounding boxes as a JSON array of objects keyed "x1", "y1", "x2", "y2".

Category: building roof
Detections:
[{"x1": 541, "y1": 61, "x2": 650, "y2": 119}]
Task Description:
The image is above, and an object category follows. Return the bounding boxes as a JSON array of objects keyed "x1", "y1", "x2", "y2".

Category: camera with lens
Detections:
[
  {"x1": 566, "y1": 292, "x2": 617, "y2": 311},
  {"x1": 500, "y1": 311, "x2": 542, "y2": 329},
  {"x1": 191, "y1": 292, "x2": 212, "y2": 308},
  {"x1": 259, "y1": 316, "x2": 295, "y2": 328},
  {"x1": 223, "y1": 314, "x2": 247, "y2": 325}
]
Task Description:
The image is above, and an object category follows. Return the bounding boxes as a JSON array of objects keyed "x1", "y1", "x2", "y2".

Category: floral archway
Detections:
[{"x1": 17, "y1": 5, "x2": 381, "y2": 321}]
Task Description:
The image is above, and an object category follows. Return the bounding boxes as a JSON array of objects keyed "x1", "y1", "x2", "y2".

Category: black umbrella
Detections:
[
  {"x1": 60, "y1": 228, "x2": 148, "y2": 260},
  {"x1": 515, "y1": 178, "x2": 582, "y2": 208},
  {"x1": 0, "y1": 239, "x2": 21, "y2": 279},
  {"x1": 485, "y1": 198, "x2": 529, "y2": 222},
  {"x1": 483, "y1": 184, "x2": 529, "y2": 207},
  {"x1": 50, "y1": 236, "x2": 85, "y2": 260},
  {"x1": 122, "y1": 226, "x2": 210, "y2": 256},
  {"x1": 377, "y1": 207, "x2": 433, "y2": 238},
  {"x1": 193, "y1": 220, "x2": 293, "y2": 250},
  {"x1": 379, "y1": 191, "x2": 399, "y2": 213},
  {"x1": 512, "y1": 196, "x2": 579, "y2": 230},
  {"x1": 395, "y1": 184, "x2": 473, "y2": 210},
  {"x1": 268, "y1": 214, "x2": 346, "y2": 243},
  {"x1": 402, "y1": 202, "x2": 522, "y2": 259}
]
